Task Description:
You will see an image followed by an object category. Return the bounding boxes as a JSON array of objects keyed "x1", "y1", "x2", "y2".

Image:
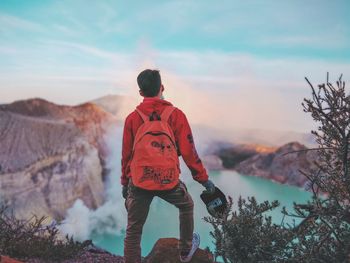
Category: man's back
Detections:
[{"x1": 121, "y1": 97, "x2": 208, "y2": 187}]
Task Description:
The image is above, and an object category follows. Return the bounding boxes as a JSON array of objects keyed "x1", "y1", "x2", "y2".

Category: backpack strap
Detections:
[
  {"x1": 160, "y1": 106, "x2": 176, "y2": 122},
  {"x1": 135, "y1": 109, "x2": 149, "y2": 122}
]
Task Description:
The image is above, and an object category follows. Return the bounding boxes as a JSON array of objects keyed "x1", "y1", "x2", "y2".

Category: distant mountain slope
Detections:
[
  {"x1": 0, "y1": 111, "x2": 80, "y2": 173},
  {"x1": 0, "y1": 97, "x2": 114, "y2": 123},
  {"x1": 0, "y1": 97, "x2": 116, "y2": 155},
  {"x1": 0, "y1": 98, "x2": 117, "y2": 220},
  {"x1": 213, "y1": 141, "x2": 318, "y2": 188},
  {"x1": 91, "y1": 94, "x2": 122, "y2": 116},
  {"x1": 0, "y1": 98, "x2": 71, "y2": 118},
  {"x1": 214, "y1": 143, "x2": 276, "y2": 169}
]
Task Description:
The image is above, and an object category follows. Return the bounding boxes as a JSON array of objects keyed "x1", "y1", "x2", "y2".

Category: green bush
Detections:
[
  {"x1": 205, "y1": 74, "x2": 350, "y2": 262},
  {"x1": 205, "y1": 197, "x2": 294, "y2": 262}
]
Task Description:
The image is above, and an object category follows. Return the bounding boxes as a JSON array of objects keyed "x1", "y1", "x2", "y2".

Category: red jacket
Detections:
[{"x1": 121, "y1": 97, "x2": 208, "y2": 186}]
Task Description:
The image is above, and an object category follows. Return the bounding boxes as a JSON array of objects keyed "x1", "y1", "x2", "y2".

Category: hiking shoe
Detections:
[{"x1": 179, "y1": 232, "x2": 200, "y2": 262}]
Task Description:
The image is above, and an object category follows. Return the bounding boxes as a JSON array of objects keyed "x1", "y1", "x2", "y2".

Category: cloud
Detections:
[
  {"x1": 0, "y1": 35, "x2": 349, "y2": 132},
  {"x1": 42, "y1": 40, "x2": 122, "y2": 60},
  {"x1": 258, "y1": 35, "x2": 349, "y2": 49},
  {"x1": 0, "y1": 46, "x2": 18, "y2": 54},
  {"x1": 51, "y1": 24, "x2": 78, "y2": 36},
  {"x1": 0, "y1": 13, "x2": 44, "y2": 33},
  {"x1": 140, "y1": 50, "x2": 350, "y2": 133}
]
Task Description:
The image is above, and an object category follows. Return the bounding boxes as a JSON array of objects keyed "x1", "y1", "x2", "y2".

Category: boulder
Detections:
[
  {"x1": 0, "y1": 255, "x2": 24, "y2": 263},
  {"x1": 143, "y1": 238, "x2": 215, "y2": 263}
]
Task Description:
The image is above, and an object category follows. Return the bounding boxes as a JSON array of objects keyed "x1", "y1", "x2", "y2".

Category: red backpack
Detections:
[{"x1": 129, "y1": 106, "x2": 180, "y2": 190}]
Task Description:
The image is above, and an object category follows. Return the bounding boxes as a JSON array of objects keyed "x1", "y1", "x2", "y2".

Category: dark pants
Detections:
[{"x1": 124, "y1": 180, "x2": 194, "y2": 263}]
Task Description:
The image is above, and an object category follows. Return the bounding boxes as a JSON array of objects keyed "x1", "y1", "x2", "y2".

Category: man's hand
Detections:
[
  {"x1": 201, "y1": 180, "x2": 215, "y2": 194},
  {"x1": 122, "y1": 185, "x2": 128, "y2": 199}
]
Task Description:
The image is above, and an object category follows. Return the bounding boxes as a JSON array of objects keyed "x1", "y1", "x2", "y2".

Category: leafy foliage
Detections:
[
  {"x1": 204, "y1": 197, "x2": 293, "y2": 262},
  {"x1": 205, "y1": 74, "x2": 350, "y2": 263},
  {"x1": 283, "y1": 74, "x2": 350, "y2": 262}
]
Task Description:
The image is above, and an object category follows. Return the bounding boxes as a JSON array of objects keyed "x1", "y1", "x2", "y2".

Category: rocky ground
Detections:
[{"x1": 1, "y1": 238, "x2": 215, "y2": 263}]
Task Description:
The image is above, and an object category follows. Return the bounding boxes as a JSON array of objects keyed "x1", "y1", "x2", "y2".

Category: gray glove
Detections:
[
  {"x1": 201, "y1": 180, "x2": 215, "y2": 194},
  {"x1": 122, "y1": 186, "x2": 128, "y2": 199}
]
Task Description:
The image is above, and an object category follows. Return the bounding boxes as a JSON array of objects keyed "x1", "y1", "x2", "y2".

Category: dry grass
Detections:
[{"x1": 0, "y1": 204, "x2": 86, "y2": 262}]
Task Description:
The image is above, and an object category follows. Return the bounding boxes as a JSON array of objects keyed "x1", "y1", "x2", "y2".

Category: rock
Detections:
[
  {"x1": 0, "y1": 139, "x2": 105, "y2": 220},
  {"x1": 212, "y1": 141, "x2": 318, "y2": 188},
  {"x1": 64, "y1": 250, "x2": 124, "y2": 263},
  {"x1": 0, "y1": 255, "x2": 24, "y2": 263},
  {"x1": 215, "y1": 143, "x2": 276, "y2": 169},
  {"x1": 24, "y1": 240, "x2": 124, "y2": 263},
  {"x1": 0, "y1": 98, "x2": 117, "y2": 220},
  {"x1": 26, "y1": 249, "x2": 124, "y2": 263},
  {"x1": 234, "y1": 141, "x2": 318, "y2": 188},
  {"x1": 143, "y1": 238, "x2": 215, "y2": 263}
]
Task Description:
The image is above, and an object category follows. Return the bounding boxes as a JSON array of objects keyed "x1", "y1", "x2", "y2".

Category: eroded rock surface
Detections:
[
  {"x1": 233, "y1": 142, "x2": 318, "y2": 187},
  {"x1": 0, "y1": 98, "x2": 117, "y2": 220}
]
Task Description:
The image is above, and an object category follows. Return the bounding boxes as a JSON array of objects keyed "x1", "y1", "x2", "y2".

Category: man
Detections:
[{"x1": 121, "y1": 69, "x2": 215, "y2": 263}]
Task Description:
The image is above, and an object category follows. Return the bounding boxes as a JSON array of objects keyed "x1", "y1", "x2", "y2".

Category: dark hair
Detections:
[{"x1": 137, "y1": 69, "x2": 162, "y2": 97}]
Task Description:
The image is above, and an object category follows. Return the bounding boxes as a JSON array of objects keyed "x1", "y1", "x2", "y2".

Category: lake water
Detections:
[{"x1": 91, "y1": 170, "x2": 311, "y2": 257}]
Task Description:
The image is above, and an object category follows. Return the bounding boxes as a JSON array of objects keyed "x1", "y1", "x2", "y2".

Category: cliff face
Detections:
[
  {"x1": 215, "y1": 143, "x2": 276, "y2": 169},
  {"x1": 0, "y1": 98, "x2": 117, "y2": 220},
  {"x1": 214, "y1": 142, "x2": 318, "y2": 188}
]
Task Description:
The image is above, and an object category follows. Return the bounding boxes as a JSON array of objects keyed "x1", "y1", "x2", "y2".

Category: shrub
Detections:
[
  {"x1": 0, "y1": 204, "x2": 87, "y2": 262},
  {"x1": 205, "y1": 74, "x2": 350, "y2": 262},
  {"x1": 204, "y1": 197, "x2": 294, "y2": 262},
  {"x1": 283, "y1": 74, "x2": 350, "y2": 262}
]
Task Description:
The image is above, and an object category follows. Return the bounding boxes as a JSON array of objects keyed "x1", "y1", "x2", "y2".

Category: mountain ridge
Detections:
[
  {"x1": 213, "y1": 141, "x2": 318, "y2": 188},
  {"x1": 0, "y1": 97, "x2": 117, "y2": 220}
]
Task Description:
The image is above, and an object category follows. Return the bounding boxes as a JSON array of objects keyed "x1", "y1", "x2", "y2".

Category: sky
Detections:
[{"x1": 0, "y1": 0, "x2": 349, "y2": 132}]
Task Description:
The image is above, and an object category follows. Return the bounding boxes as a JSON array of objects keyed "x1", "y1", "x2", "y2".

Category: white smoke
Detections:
[
  {"x1": 58, "y1": 124, "x2": 127, "y2": 241},
  {"x1": 57, "y1": 199, "x2": 91, "y2": 241}
]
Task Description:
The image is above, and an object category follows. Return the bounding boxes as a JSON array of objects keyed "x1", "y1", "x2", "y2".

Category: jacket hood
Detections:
[{"x1": 136, "y1": 97, "x2": 173, "y2": 115}]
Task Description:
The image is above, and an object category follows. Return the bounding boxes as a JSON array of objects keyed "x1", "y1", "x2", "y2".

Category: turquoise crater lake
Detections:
[{"x1": 91, "y1": 171, "x2": 312, "y2": 257}]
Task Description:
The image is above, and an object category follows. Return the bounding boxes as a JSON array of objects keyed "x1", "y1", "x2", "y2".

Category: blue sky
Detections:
[{"x1": 0, "y1": 0, "x2": 349, "y2": 131}]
